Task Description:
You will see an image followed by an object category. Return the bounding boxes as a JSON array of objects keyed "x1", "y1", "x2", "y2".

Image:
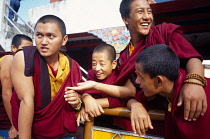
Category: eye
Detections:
[
  {"x1": 148, "y1": 9, "x2": 152, "y2": 14},
  {"x1": 36, "y1": 33, "x2": 43, "y2": 38},
  {"x1": 137, "y1": 9, "x2": 143, "y2": 13},
  {"x1": 49, "y1": 34, "x2": 55, "y2": 39},
  {"x1": 92, "y1": 62, "x2": 96, "y2": 66}
]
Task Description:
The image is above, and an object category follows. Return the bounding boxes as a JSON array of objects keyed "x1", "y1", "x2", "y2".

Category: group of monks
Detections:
[{"x1": 0, "y1": 0, "x2": 209, "y2": 139}]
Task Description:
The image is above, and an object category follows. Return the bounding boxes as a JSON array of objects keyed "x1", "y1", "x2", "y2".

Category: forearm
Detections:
[
  {"x1": 2, "y1": 92, "x2": 13, "y2": 124},
  {"x1": 18, "y1": 99, "x2": 34, "y2": 139},
  {"x1": 96, "y1": 98, "x2": 109, "y2": 108},
  {"x1": 95, "y1": 83, "x2": 135, "y2": 99},
  {"x1": 186, "y1": 58, "x2": 204, "y2": 76}
]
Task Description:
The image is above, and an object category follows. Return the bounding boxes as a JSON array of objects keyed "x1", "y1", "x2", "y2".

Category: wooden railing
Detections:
[{"x1": 83, "y1": 107, "x2": 165, "y2": 139}]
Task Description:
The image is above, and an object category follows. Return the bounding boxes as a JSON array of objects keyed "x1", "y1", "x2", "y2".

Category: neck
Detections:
[
  {"x1": 159, "y1": 81, "x2": 174, "y2": 100},
  {"x1": 130, "y1": 34, "x2": 144, "y2": 47},
  {"x1": 45, "y1": 53, "x2": 59, "y2": 70}
]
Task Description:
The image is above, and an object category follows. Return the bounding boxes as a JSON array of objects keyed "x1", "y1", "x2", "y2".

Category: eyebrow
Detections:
[{"x1": 134, "y1": 7, "x2": 151, "y2": 11}]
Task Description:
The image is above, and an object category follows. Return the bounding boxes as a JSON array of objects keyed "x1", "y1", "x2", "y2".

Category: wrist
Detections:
[
  {"x1": 130, "y1": 101, "x2": 143, "y2": 110},
  {"x1": 73, "y1": 98, "x2": 82, "y2": 111},
  {"x1": 95, "y1": 82, "x2": 101, "y2": 91}
]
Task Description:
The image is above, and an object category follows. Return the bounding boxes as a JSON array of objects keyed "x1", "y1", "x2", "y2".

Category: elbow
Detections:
[{"x1": 2, "y1": 92, "x2": 11, "y2": 103}]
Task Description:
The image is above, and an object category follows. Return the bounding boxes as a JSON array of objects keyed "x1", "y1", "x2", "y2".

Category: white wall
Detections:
[{"x1": 28, "y1": 0, "x2": 125, "y2": 34}]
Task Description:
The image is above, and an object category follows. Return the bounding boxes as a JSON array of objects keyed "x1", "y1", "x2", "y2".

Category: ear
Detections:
[
  {"x1": 154, "y1": 75, "x2": 164, "y2": 88},
  {"x1": 122, "y1": 17, "x2": 129, "y2": 26},
  {"x1": 62, "y1": 35, "x2": 68, "y2": 46},
  {"x1": 112, "y1": 60, "x2": 117, "y2": 70},
  {"x1": 11, "y1": 45, "x2": 17, "y2": 53}
]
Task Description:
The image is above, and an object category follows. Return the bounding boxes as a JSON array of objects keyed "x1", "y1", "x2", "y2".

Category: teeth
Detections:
[{"x1": 141, "y1": 23, "x2": 148, "y2": 26}]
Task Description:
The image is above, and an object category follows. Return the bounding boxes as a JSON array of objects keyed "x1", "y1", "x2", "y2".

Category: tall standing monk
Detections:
[
  {"x1": 11, "y1": 15, "x2": 83, "y2": 139},
  {"x1": 1, "y1": 34, "x2": 33, "y2": 139},
  {"x1": 117, "y1": 0, "x2": 206, "y2": 122}
]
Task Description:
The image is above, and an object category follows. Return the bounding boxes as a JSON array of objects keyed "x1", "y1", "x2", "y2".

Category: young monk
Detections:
[
  {"x1": 1, "y1": 34, "x2": 33, "y2": 139},
  {"x1": 117, "y1": 0, "x2": 206, "y2": 123},
  {"x1": 129, "y1": 44, "x2": 210, "y2": 139},
  {"x1": 10, "y1": 15, "x2": 83, "y2": 139},
  {"x1": 65, "y1": 44, "x2": 135, "y2": 125}
]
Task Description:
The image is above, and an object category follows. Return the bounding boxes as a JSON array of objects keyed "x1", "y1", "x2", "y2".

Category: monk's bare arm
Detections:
[
  {"x1": 178, "y1": 58, "x2": 207, "y2": 121},
  {"x1": 68, "y1": 79, "x2": 136, "y2": 99},
  {"x1": 1, "y1": 55, "x2": 14, "y2": 124},
  {"x1": 100, "y1": 79, "x2": 136, "y2": 98},
  {"x1": 11, "y1": 51, "x2": 35, "y2": 139}
]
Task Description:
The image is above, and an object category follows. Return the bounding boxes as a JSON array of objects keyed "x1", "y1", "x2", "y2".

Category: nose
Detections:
[
  {"x1": 41, "y1": 37, "x2": 48, "y2": 45},
  {"x1": 135, "y1": 76, "x2": 141, "y2": 85},
  {"x1": 95, "y1": 64, "x2": 101, "y2": 71},
  {"x1": 142, "y1": 12, "x2": 149, "y2": 20}
]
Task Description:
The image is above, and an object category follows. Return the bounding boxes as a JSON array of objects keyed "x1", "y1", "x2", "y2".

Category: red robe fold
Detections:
[
  {"x1": 115, "y1": 69, "x2": 210, "y2": 139},
  {"x1": 11, "y1": 49, "x2": 82, "y2": 138},
  {"x1": 165, "y1": 69, "x2": 210, "y2": 139},
  {"x1": 116, "y1": 22, "x2": 202, "y2": 85}
]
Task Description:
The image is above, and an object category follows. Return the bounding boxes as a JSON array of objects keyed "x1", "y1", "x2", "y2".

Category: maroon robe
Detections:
[
  {"x1": 116, "y1": 22, "x2": 202, "y2": 86},
  {"x1": 165, "y1": 69, "x2": 210, "y2": 139},
  {"x1": 85, "y1": 69, "x2": 126, "y2": 108},
  {"x1": 11, "y1": 46, "x2": 82, "y2": 139},
  {"x1": 115, "y1": 69, "x2": 210, "y2": 139},
  {"x1": 114, "y1": 22, "x2": 203, "y2": 136}
]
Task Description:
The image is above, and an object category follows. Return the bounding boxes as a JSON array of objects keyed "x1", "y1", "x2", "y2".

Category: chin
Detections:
[{"x1": 144, "y1": 93, "x2": 152, "y2": 97}]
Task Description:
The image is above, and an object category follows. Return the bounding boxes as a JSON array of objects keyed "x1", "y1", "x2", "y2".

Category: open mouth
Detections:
[
  {"x1": 140, "y1": 22, "x2": 150, "y2": 29},
  {"x1": 41, "y1": 47, "x2": 48, "y2": 52}
]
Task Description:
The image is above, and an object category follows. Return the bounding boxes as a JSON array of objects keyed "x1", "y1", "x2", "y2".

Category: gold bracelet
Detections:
[
  {"x1": 184, "y1": 80, "x2": 205, "y2": 87},
  {"x1": 73, "y1": 98, "x2": 82, "y2": 111},
  {"x1": 186, "y1": 73, "x2": 207, "y2": 87}
]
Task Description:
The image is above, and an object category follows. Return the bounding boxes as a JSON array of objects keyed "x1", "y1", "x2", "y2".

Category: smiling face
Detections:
[
  {"x1": 123, "y1": 0, "x2": 153, "y2": 38},
  {"x1": 34, "y1": 22, "x2": 68, "y2": 59},
  {"x1": 92, "y1": 52, "x2": 117, "y2": 80},
  {"x1": 135, "y1": 63, "x2": 158, "y2": 97}
]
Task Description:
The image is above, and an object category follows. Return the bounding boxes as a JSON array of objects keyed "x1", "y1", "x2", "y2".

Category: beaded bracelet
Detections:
[
  {"x1": 185, "y1": 73, "x2": 207, "y2": 87},
  {"x1": 184, "y1": 80, "x2": 205, "y2": 87}
]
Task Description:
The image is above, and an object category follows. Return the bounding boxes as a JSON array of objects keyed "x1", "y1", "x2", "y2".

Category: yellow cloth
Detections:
[
  {"x1": 0, "y1": 56, "x2": 5, "y2": 62},
  {"x1": 48, "y1": 52, "x2": 70, "y2": 100},
  {"x1": 128, "y1": 42, "x2": 135, "y2": 56}
]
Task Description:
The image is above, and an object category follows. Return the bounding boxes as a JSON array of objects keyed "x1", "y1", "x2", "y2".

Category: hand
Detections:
[
  {"x1": 82, "y1": 94, "x2": 104, "y2": 117},
  {"x1": 77, "y1": 106, "x2": 90, "y2": 126},
  {"x1": 8, "y1": 125, "x2": 18, "y2": 139},
  {"x1": 130, "y1": 102, "x2": 153, "y2": 136},
  {"x1": 66, "y1": 81, "x2": 98, "y2": 91},
  {"x1": 177, "y1": 83, "x2": 207, "y2": 121},
  {"x1": 64, "y1": 89, "x2": 81, "y2": 108}
]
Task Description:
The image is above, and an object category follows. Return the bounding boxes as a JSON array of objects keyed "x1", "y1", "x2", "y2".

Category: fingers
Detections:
[
  {"x1": 77, "y1": 114, "x2": 81, "y2": 126},
  {"x1": 188, "y1": 100, "x2": 197, "y2": 121},
  {"x1": 192, "y1": 101, "x2": 202, "y2": 121},
  {"x1": 139, "y1": 119, "x2": 146, "y2": 135},
  {"x1": 131, "y1": 117, "x2": 150, "y2": 136},
  {"x1": 177, "y1": 92, "x2": 183, "y2": 107},
  {"x1": 148, "y1": 116, "x2": 153, "y2": 130},
  {"x1": 131, "y1": 118, "x2": 138, "y2": 135},
  {"x1": 184, "y1": 99, "x2": 190, "y2": 121},
  {"x1": 201, "y1": 98, "x2": 207, "y2": 116},
  {"x1": 8, "y1": 130, "x2": 18, "y2": 139}
]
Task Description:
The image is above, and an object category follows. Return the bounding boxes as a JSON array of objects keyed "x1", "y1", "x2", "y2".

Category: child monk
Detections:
[{"x1": 65, "y1": 43, "x2": 135, "y2": 126}]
